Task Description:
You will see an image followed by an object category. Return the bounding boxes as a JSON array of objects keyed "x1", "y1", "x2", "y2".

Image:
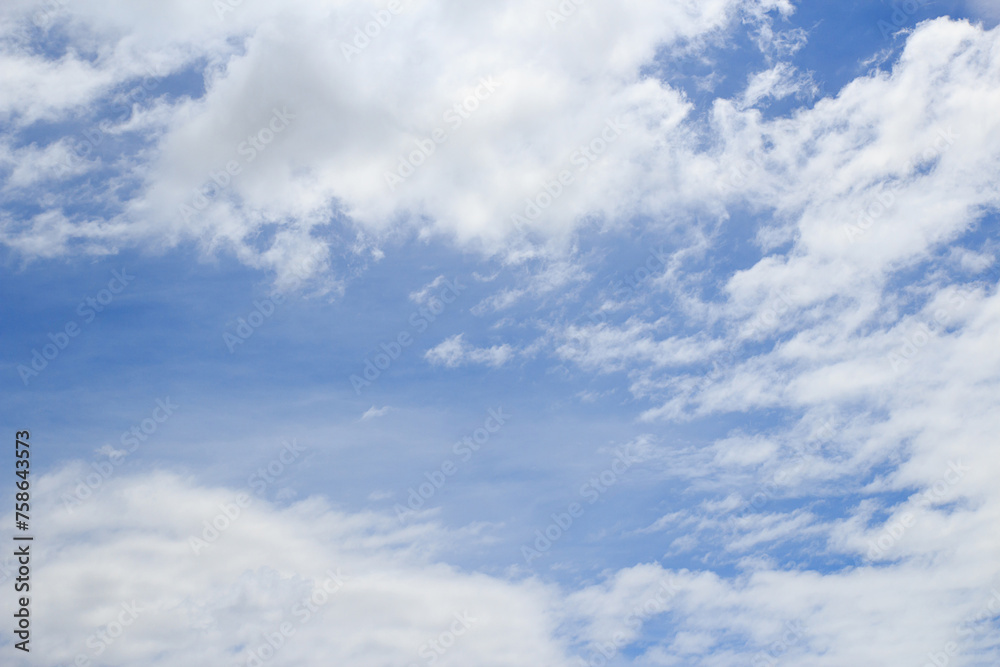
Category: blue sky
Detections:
[{"x1": 2, "y1": 1, "x2": 1000, "y2": 666}]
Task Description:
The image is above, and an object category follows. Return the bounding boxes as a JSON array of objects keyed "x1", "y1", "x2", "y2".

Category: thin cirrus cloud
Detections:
[{"x1": 424, "y1": 333, "x2": 516, "y2": 369}]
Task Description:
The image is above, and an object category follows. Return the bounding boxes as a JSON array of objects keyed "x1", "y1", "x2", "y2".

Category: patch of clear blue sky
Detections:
[{"x1": 0, "y1": 231, "x2": 803, "y2": 582}]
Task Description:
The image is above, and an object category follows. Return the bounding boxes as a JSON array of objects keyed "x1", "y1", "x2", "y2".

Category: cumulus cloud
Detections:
[
  {"x1": 2, "y1": 465, "x2": 575, "y2": 667},
  {"x1": 0, "y1": 0, "x2": 797, "y2": 280},
  {"x1": 5, "y1": 465, "x2": 999, "y2": 667}
]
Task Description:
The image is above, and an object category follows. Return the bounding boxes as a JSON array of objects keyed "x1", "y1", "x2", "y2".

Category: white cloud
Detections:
[
  {"x1": 737, "y1": 62, "x2": 816, "y2": 109},
  {"x1": 4, "y1": 465, "x2": 575, "y2": 667},
  {"x1": 424, "y1": 333, "x2": 515, "y2": 368},
  {"x1": 409, "y1": 276, "x2": 451, "y2": 305},
  {"x1": 555, "y1": 318, "x2": 725, "y2": 373},
  {"x1": 360, "y1": 405, "x2": 391, "y2": 420},
  {"x1": 10, "y1": 464, "x2": 1000, "y2": 667},
  {"x1": 0, "y1": 0, "x2": 795, "y2": 281},
  {"x1": 4, "y1": 8, "x2": 1000, "y2": 665}
]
